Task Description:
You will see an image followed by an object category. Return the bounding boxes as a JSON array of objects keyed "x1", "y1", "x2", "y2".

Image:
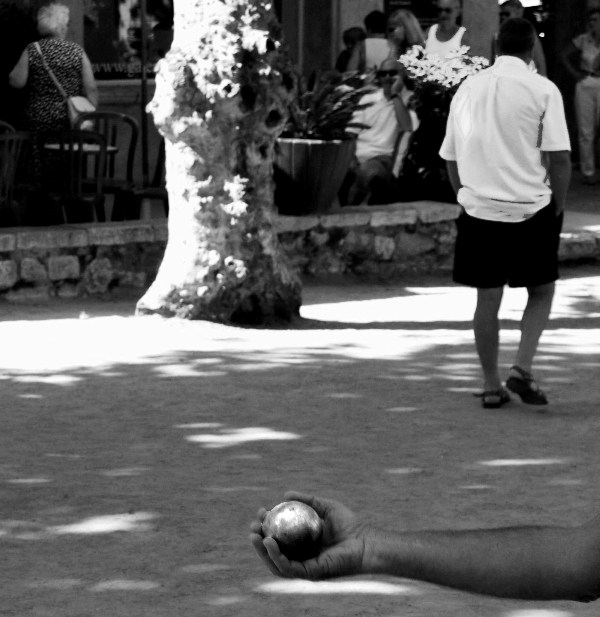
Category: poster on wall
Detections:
[{"x1": 84, "y1": 0, "x2": 173, "y2": 80}]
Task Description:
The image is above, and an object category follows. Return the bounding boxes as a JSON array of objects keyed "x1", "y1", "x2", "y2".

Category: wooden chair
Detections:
[
  {"x1": 74, "y1": 111, "x2": 139, "y2": 219},
  {"x1": 133, "y1": 138, "x2": 169, "y2": 219},
  {"x1": 0, "y1": 120, "x2": 16, "y2": 134},
  {"x1": 38, "y1": 130, "x2": 107, "y2": 224},
  {"x1": 0, "y1": 132, "x2": 30, "y2": 226}
]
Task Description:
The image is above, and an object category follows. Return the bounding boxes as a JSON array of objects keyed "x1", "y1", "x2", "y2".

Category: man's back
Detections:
[{"x1": 441, "y1": 55, "x2": 570, "y2": 221}]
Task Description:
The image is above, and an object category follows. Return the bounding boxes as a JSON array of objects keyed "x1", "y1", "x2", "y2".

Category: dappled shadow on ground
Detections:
[{"x1": 1, "y1": 268, "x2": 600, "y2": 617}]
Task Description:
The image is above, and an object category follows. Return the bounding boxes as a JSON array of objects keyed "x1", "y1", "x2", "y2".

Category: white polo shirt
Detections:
[
  {"x1": 351, "y1": 89, "x2": 419, "y2": 164},
  {"x1": 439, "y1": 55, "x2": 571, "y2": 222}
]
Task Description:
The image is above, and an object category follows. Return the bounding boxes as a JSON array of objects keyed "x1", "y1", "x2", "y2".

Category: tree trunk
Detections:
[{"x1": 135, "y1": 0, "x2": 302, "y2": 324}]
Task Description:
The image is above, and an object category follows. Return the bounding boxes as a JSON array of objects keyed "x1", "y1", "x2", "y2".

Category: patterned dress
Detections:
[{"x1": 23, "y1": 37, "x2": 85, "y2": 132}]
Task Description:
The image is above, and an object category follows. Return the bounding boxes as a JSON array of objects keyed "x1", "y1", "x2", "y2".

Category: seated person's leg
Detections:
[{"x1": 347, "y1": 155, "x2": 393, "y2": 206}]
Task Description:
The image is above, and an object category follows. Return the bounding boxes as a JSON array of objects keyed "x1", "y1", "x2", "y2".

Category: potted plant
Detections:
[
  {"x1": 398, "y1": 45, "x2": 489, "y2": 201},
  {"x1": 274, "y1": 71, "x2": 372, "y2": 215}
]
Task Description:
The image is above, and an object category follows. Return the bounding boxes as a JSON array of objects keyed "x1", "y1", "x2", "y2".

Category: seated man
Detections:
[{"x1": 345, "y1": 59, "x2": 419, "y2": 205}]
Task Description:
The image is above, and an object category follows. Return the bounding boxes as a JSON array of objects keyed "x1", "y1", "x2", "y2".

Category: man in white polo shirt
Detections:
[
  {"x1": 440, "y1": 17, "x2": 571, "y2": 409},
  {"x1": 345, "y1": 59, "x2": 418, "y2": 205}
]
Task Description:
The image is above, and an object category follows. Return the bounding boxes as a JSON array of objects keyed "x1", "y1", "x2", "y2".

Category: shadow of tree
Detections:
[{"x1": 1, "y1": 270, "x2": 600, "y2": 616}]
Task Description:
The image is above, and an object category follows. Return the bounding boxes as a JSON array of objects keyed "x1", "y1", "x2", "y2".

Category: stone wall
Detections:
[{"x1": 0, "y1": 202, "x2": 598, "y2": 301}]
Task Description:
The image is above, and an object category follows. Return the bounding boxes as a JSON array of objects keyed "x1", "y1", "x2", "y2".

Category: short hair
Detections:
[
  {"x1": 497, "y1": 17, "x2": 535, "y2": 55},
  {"x1": 500, "y1": 0, "x2": 524, "y2": 10},
  {"x1": 342, "y1": 26, "x2": 366, "y2": 47},
  {"x1": 364, "y1": 10, "x2": 386, "y2": 34},
  {"x1": 37, "y1": 2, "x2": 70, "y2": 37}
]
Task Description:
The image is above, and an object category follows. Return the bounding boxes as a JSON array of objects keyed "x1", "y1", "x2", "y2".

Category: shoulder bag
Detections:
[{"x1": 34, "y1": 42, "x2": 96, "y2": 128}]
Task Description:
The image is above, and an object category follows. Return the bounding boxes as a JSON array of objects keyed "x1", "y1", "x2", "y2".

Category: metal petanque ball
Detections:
[{"x1": 261, "y1": 500, "x2": 323, "y2": 561}]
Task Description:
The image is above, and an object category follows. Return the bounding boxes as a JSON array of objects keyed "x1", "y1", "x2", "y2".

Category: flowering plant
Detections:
[
  {"x1": 394, "y1": 45, "x2": 490, "y2": 201},
  {"x1": 399, "y1": 45, "x2": 489, "y2": 117},
  {"x1": 281, "y1": 71, "x2": 374, "y2": 141}
]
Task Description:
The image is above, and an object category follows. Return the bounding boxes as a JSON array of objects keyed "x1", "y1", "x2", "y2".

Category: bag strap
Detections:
[{"x1": 34, "y1": 41, "x2": 68, "y2": 100}]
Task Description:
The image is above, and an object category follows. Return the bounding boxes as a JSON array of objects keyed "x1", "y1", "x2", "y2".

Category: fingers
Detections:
[
  {"x1": 250, "y1": 532, "x2": 284, "y2": 578},
  {"x1": 283, "y1": 491, "x2": 336, "y2": 519}
]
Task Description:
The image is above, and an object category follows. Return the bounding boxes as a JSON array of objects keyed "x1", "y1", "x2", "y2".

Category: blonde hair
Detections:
[
  {"x1": 388, "y1": 9, "x2": 426, "y2": 49},
  {"x1": 37, "y1": 3, "x2": 70, "y2": 38}
]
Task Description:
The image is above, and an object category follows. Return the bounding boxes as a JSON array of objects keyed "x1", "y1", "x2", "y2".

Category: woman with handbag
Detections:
[{"x1": 8, "y1": 3, "x2": 98, "y2": 136}]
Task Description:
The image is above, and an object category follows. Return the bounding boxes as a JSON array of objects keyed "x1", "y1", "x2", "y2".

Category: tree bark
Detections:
[{"x1": 136, "y1": 0, "x2": 302, "y2": 324}]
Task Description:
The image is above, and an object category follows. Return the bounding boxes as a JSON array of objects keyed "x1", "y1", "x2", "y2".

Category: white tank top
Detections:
[{"x1": 425, "y1": 24, "x2": 466, "y2": 58}]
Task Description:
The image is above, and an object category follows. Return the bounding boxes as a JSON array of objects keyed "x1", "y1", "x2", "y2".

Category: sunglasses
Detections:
[
  {"x1": 438, "y1": 7, "x2": 454, "y2": 13},
  {"x1": 376, "y1": 70, "x2": 399, "y2": 77},
  {"x1": 499, "y1": 11, "x2": 510, "y2": 17}
]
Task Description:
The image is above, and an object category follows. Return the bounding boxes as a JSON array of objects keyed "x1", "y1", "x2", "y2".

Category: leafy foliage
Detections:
[{"x1": 281, "y1": 71, "x2": 374, "y2": 141}]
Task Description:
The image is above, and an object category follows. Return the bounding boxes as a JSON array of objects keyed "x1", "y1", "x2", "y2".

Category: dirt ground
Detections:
[{"x1": 1, "y1": 265, "x2": 600, "y2": 617}]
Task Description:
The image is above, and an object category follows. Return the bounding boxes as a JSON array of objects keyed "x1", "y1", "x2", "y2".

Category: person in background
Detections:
[
  {"x1": 440, "y1": 17, "x2": 571, "y2": 409},
  {"x1": 425, "y1": 0, "x2": 469, "y2": 59},
  {"x1": 344, "y1": 58, "x2": 418, "y2": 206},
  {"x1": 9, "y1": 2, "x2": 98, "y2": 134},
  {"x1": 251, "y1": 491, "x2": 600, "y2": 603},
  {"x1": 561, "y1": 8, "x2": 600, "y2": 185},
  {"x1": 346, "y1": 10, "x2": 392, "y2": 73},
  {"x1": 335, "y1": 26, "x2": 366, "y2": 73},
  {"x1": 386, "y1": 8, "x2": 425, "y2": 58},
  {"x1": 491, "y1": 0, "x2": 547, "y2": 76},
  {"x1": 0, "y1": 3, "x2": 37, "y2": 126}
]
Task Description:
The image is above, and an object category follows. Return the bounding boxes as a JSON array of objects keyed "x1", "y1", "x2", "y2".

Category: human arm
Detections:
[
  {"x1": 390, "y1": 80, "x2": 413, "y2": 133},
  {"x1": 8, "y1": 48, "x2": 29, "y2": 89},
  {"x1": 346, "y1": 41, "x2": 364, "y2": 73},
  {"x1": 250, "y1": 491, "x2": 600, "y2": 602},
  {"x1": 445, "y1": 160, "x2": 461, "y2": 195},
  {"x1": 561, "y1": 40, "x2": 585, "y2": 81},
  {"x1": 81, "y1": 52, "x2": 99, "y2": 107},
  {"x1": 545, "y1": 150, "x2": 571, "y2": 215},
  {"x1": 532, "y1": 35, "x2": 547, "y2": 76}
]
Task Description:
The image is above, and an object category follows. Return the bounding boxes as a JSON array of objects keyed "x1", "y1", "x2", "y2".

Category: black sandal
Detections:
[
  {"x1": 506, "y1": 365, "x2": 548, "y2": 405},
  {"x1": 475, "y1": 388, "x2": 511, "y2": 409}
]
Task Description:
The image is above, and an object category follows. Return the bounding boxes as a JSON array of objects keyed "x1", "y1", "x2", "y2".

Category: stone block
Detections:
[
  {"x1": 319, "y1": 211, "x2": 370, "y2": 228},
  {"x1": 307, "y1": 250, "x2": 346, "y2": 276},
  {"x1": 416, "y1": 201, "x2": 461, "y2": 224},
  {"x1": 56, "y1": 283, "x2": 80, "y2": 299},
  {"x1": 309, "y1": 230, "x2": 329, "y2": 247},
  {"x1": 373, "y1": 235, "x2": 396, "y2": 261},
  {"x1": 275, "y1": 215, "x2": 319, "y2": 233},
  {"x1": 341, "y1": 230, "x2": 373, "y2": 256},
  {"x1": 152, "y1": 221, "x2": 169, "y2": 242},
  {"x1": 4, "y1": 286, "x2": 50, "y2": 302},
  {"x1": 20, "y1": 258, "x2": 48, "y2": 283},
  {"x1": 82, "y1": 257, "x2": 114, "y2": 294},
  {"x1": 559, "y1": 232, "x2": 599, "y2": 261},
  {"x1": 47, "y1": 255, "x2": 80, "y2": 281},
  {"x1": 0, "y1": 260, "x2": 18, "y2": 290},
  {"x1": 87, "y1": 222, "x2": 155, "y2": 245},
  {"x1": 394, "y1": 231, "x2": 436, "y2": 257},
  {"x1": 0, "y1": 232, "x2": 16, "y2": 252},
  {"x1": 370, "y1": 206, "x2": 418, "y2": 227},
  {"x1": 17, "y1": 227, "x2": 88, "y2": 250}
]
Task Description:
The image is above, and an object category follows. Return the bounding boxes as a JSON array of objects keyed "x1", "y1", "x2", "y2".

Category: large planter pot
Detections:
[{"x1": 274, "y1": 137, "x2": 355, "y2": 215}]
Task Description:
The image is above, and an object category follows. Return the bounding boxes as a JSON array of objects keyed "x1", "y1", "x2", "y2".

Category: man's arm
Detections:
[
  {"x1": 545, "y1": 150, "x2": 571, "y2": 214},
  {"x1": 367, "y1": 519, "x2": 600, "y2": 602},
  {"x1": 533, "y1": 35, "x2": 547, "y2": 76},
  {"x1": 445, "y1": 160, "x2": 461, "y2": 195},
  {"x1": 251, "y1": 492, "x2": 600, "y2": 602}
]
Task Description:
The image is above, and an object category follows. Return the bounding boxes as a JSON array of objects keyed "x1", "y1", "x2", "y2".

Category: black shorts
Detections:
[{"x1": 453, "y1": 202, "x2": 563, "y2": 288}]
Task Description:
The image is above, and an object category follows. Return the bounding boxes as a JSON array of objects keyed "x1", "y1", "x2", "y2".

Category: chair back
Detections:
[
  {"x1": 0, "y1": 120, "x2": 16, "y2": 134},
  {"x1": 0, "y1": 132, "x2": 30, "y2": 223},
  {"x1": 74, "y1": 111, "x2": 139, "y2": 182},
  {"x1": 39, "y1": 130, "x2": 107, "y2": 198}
]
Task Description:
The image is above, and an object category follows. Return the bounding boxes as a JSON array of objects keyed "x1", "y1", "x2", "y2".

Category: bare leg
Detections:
[
  {"x1": 474, "y1": 287, "x2": 504, "y2": 391},
  {"x1": 513, "y1": 282, "x2": 555, "y2": 373}
]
